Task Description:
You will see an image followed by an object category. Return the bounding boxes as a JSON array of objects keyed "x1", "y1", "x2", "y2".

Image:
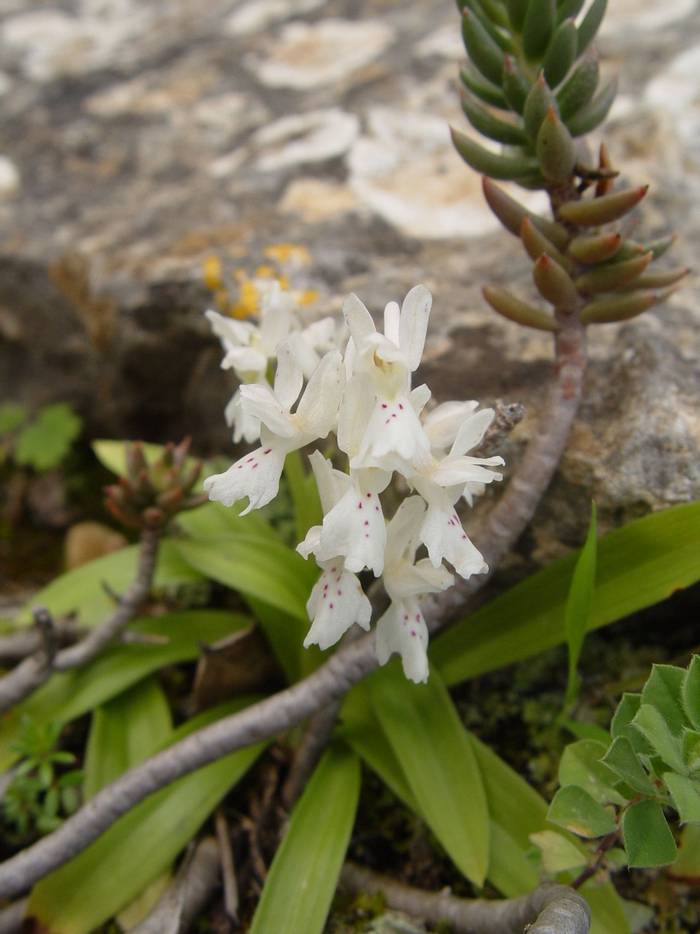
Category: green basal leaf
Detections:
[
  {"x1": 601, "y1": 737, "x2": 656, "y2": 797},
  {"x1": 0, "y1": 611, "x2": 248, "y2": 770},
  {"x1": 559, "y1": 739, "x2": 625, "y2": 806},
  {"x1": 15, "y1": 541, "x2": 202, "y2": 628},
  {"x1": 631, "y1": 704, "x2": 686, "y2": 774},
  {"x1": 249, "y1": 744, "x2": 360, "y2": 934},
  {"x1": 622, "y1": 800, "x2": 677, "y2": 868},
  {"x1": 432, "y1": 503, "x2": 700, "y2": 686},
  {"x1": 177, "y1": 499, "x2": 277, "y2": 543},
  {"x1": 682, "y1": 656, "x2": 700, "y2": 729},
  {"x1": 284, "y1": 450, "x2": 323, "y2": 544},
  {"x1": 368, "y1": 664, "x2": 490, "y2": 886},
  {"x1": 530, "y1": 830, "x2": 587, "y2": 873},
  {"x1": 27, "y1": 698, "x2": 266, "y2": 934},
  {"x1": 15, "y1": 403, "x2": 83, "y2": 471},
  {"x1": 663, "y1": 773, "x2": 700, "y2": 824},
  {"x1": 563, "y1": 503, "x2": 597, "y2": 709},
  {"x1": 641, "y1": 664, "x2": 688, "y2": 735},
  {"x1": 547, "y1": 785, "x2": 617, "y2": 838}
]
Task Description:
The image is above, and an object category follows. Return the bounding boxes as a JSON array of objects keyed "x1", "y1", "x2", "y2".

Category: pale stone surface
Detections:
[{"x1": 0, "y1": 0, "x2": 699, "y2": 557}]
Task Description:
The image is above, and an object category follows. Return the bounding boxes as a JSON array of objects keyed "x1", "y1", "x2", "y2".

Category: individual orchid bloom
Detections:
[
  {"x1": 375, "y1": 497, "x2": 453, "y2": 683},
  {"x1": 224, "y1": 388, "x2": 262, "y2": 444},
  {"x1": 302, "y1": 557, "x2": 372, "y2": 651},
  {"x1": 297, "y1": 452, "x2": 387, "y2": 577},
  {"x1": 204, "y1": 344, "x2": 345, "y2": 514},
  {"x1": 422, "y1": 400, "x2": 480, "y2": 454}
]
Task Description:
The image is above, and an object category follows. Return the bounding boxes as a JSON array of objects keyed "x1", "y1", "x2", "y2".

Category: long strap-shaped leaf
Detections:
[{"x1": 249, "y1": 744, "x2": 360, "y2": 934}]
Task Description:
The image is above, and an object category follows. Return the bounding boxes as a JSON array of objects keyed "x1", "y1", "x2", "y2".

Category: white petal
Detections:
[
  {"x1": 337, "y1": 374, "x2": 375, "y2": 457},
  {"x1": 386, "y1": 557, "x2": 453, "y2": 600},
  {"x1": 462, "y1": 480, "x2": 486, "y2": 507},
  {"x1": 259, "y1": 286, "x2": 293, "y2": 353},
  {"x1": 353, "y1": 394, "x2": 432, "y2": 474},
  {"x1": 420, "y1": 500, "x2": 488, "y2": 579},
  {"x1": 297, "y1": 524, "x2": 321, "y2": 560},
  {"x1": 313, "y1": 486, "x2": 386, "y2": 577},
  {"x1": 384, "y1": 496, "x2": 426, "y2": 567},
  {"x1": 383, "y1": 300, "x2": 400, "y2": 346},
  {"x1": 287, "y1": 330, "x2": 321, "y2": 380},
  {"x1": 342, "y1": 293, "x2": 376, "y2": 349},
  {"x1": 205, "y1": 309, "x2": 254, "y2": 346},
  {"x1": 423, "y1": 400, "x2": 479, "y2": 451},
  {"x1": 295, "y1": 350, "x2": 345, "y2": 439},
  {"x1": 307, "y1": 450, "x2": 350, "y2": 513},
  {"x1": 375, "y1": 599, "x2": 429, "y2": 684},
  {"x1": 221, "y1": 345, "x2": 267, "y2": 377},
  {"x1": 450, "y1": 408, "x2": 495, "y2": 457},
  {"x1": 399, "y1": 284, "x2": 431, "y2": 371},
  {"x1": 239, "y1": 383, "x2": 295, "y2": 438},
  {"x1": 303, "y1": 566, "x2": 371, "y2": 651},
  {"x1": 225, "y1": 389, "x2": 261, "y2": 444},
  {"x1": 274, "y1": 339, "x2": 304, "y2": 409},
  {"x1": 203, "y1": 445, "x2": 286, "y2": 514},
  {"x1": 431, "y1": 456, "x2": 504, "y2": 488},
  {"x1": 410, "y1": 384, "x2": 432, "y2": 415}
]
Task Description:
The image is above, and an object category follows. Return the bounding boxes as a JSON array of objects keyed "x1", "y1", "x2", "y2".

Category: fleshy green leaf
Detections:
[
  {"x1": 664, "y1": 773, "x2": 700, "y2": 824},
  {"x1": 368, "y1": 664, "x2": 490, "y2": 885},
  {"x1": 559, "y1": 740, "x2": 625, "y2": 806},
  {"x1": 576, "y1": 0, "x2": 607, "y2": 54},
  {"x1": 601, "y1": 737, "x2": 656, "y2": 797},
  {"x1": 15, "y1": 541, "x2": 202, "y2": 627},
  {"x1": 432, "y1": 503, "x2": 700, "y2": 686},
  {"x1": 622, "y1": 800, "x2": 677, "y2": 868},
  {"x1": 27, "y1": 698, "x2": 266, "y2": 933},
  {"x1": 15, "y1": 404, "x2": 82, "y2": 471},
  {"x1": 547, "y1": 785, "x2": 617, "y2": 838},
  {"x1": 0, "y1": 611, "x2": 247, "y2": 770},
  {"x1": 563, "y1": 503, "x2": 597, "y2": 708},
  {"x1": 249, "y1": 745, "x2": 360, "y2": 934}
]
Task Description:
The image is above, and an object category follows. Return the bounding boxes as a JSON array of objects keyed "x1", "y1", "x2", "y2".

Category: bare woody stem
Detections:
[
  {"x1": 0, "y1": 321, "x2": 587, "y2": 900},
  {"x1": 0, "y1": 527, "x2": 160, "y2": 713},
  {"x1": 341, "y1": 863, "x2": 591, "y2": 934}
]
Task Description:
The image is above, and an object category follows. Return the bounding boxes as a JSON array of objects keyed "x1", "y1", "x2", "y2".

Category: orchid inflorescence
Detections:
[{"x1": 204, "y1": 284, "x2": 504, "y2": 683}]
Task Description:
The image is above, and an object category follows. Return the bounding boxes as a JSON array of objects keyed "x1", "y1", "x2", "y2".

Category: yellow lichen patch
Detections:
[
  {"x1": 230, "y1": 279, "x2": 261, "y2": 319},
  {"x1": 202, "y1": 255, "x2": 223, "y2": 291},
  {"x1": 299, "y1": 288, "x2": 319, "y2": 306}
]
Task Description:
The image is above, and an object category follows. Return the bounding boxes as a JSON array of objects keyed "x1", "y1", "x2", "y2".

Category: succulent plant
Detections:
[{"x1": 452, "y1": 0, "x2": 688, "y2": 327}]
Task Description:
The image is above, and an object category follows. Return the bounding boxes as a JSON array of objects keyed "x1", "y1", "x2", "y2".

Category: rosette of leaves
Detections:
[
  {"x1": 541, "y1": 657, "x2": 700, "y2": 872},
  {"x1": 452, "y1": 0, "x2": 616, "y2": 189}
]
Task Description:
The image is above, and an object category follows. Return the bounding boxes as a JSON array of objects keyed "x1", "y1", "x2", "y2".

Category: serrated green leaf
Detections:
[
  {"x1": 682, "y1": 656, "x2": 700, "y2": 730},
  {"x1": 0, "y1": 611, "x2": 247, "y2": 770},
  {"x1": 564, "y1": 503, "x2": 597, "y2": 708},
  {"x1": 548, "y1": 785, "x2": 617, "y2": 838},
  {"x1": 432, "y1": 503, "x2": 700, "y2": 686},
  {"x1": 641, "y1": 664, "x2": 688, "y2": 734},
  {"x1": 15, "y1": 541, "x2": 202, "y2": 628},
  {"x1": 631, "y1": 705, "x2": 686, "y2": 774},
  {"x1": 601, "y1": 737, "x2": 656, "y2": 797},
  {"x1": 368, "y1": 664, "x2": 489, "y2": 885},
  {"x1": 559, "y1": 739, "x2": 625, "y2": 806},
  {"x1": 83, "y1": 678, "x2": 172, "y2": 800},
  {"x1": 15, "y1": 404, "x2": 83, "y2": 471},
  {"x1": 622, "y1": 800, "x2": 677, "y2": 868},
  {"x1": 249, "y1": 745, "x2": 359, "y2": 934},
  {"x1": 664, "y1": 773, "x2": 700, "y2": 824},
  {"x1": 0, "y1": 402, "x2": 27, "y2": 435},
  {"x1": 530, "y1": 830, "x2": 587, "y2": 873},
  {"x1": 27, "y1": 698, "x2": 266, "y2": 933}
]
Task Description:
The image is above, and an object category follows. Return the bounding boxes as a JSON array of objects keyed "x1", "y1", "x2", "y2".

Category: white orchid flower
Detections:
[
  {"x1": 375, "y1": 497, "x2": 453, "y2": 683},
  {"x1": 204, "y1": 343, "x2": 345, "y2": 514},
  {"x1": 302, "y1": 558, "x2": 372, "y2": 651}
]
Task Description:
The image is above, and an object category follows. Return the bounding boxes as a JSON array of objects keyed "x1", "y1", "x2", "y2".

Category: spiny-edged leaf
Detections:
[
  {"x1": 0, "y1": 611, "x2": 247, "y2": 770},
  {"x1": 15, "y1": 404, "x2": 82, "y2": 471},
  {"x1": 564, "y1": 503, "x2": 597, "y2": 708},
  {"x1": 0, "y1": 402, "x2": 26, "y2": 435},
  {"x1": 530, "y1": 830, "x2": 587, "y2": 873},
  {"x1": 577, "y1": 0, "x2": 607, "y2": 55},
  {"x1": 432, "y1": 502, "x2": 700, "y2": 686},
  {"x1": 15, "y1": 541, "x2": 202, "y2": 628},
  {"x1": 173, "y1": 534, "x2": 317, "y2": 623},
  {"x1": 368, "y1": 664, "x2": 489, "y2": 885},
  {"x1": 602, "y1": 737, "x2": 656, "y2": 797},
  {"x1": 451, "y1": 126, "x2": 539, "y2": 179},
  {"x1": 622, "y1": 800, "x2": 677, "y2": 868},
  {"x1": 559, "y1": 740, "x2": 625, "y2": 806},
  {"x1": 671, "y1": 824, "x2": 700, "y2": 880},
  {"x1": 641, "y1": 664, "x2": 688, "y2": 735},
  {"x1": 631, "y1": 704, "x2": 686, "y2": 774},
  {"x1": 284, "y1": 450, "x2": 322, "y2": 544},
  {"x1": 27, "y1": 698, "x2": 266, "y2": 933},
  {"x1": 84, "y1": 678, "x2": 172, "y2": 799},
  {"x1": 249, "y1": 744, "x2": 360, "y2": 934},
  {"x1": 664, "y1": 773, "x2": 700, "y2": 824},
  {"x1": 548, "y1": 785, "x2": 617, "y2": 838},
  {"x1": 681, "y1": 655, "x2": 700, "y2": 730}
]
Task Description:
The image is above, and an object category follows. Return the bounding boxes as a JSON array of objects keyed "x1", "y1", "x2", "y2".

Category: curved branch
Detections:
[
  {"x1": 0, "y1": 322, "x2": 587, "y2": 900},
  {"x1": 341, "y1": 862, "x2": 591, "y2": 934}
]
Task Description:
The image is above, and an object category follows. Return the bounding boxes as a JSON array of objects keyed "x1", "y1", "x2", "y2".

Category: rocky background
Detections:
[{"x1": 0, "y1": 0, "x2": 699, "y2": 561}]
